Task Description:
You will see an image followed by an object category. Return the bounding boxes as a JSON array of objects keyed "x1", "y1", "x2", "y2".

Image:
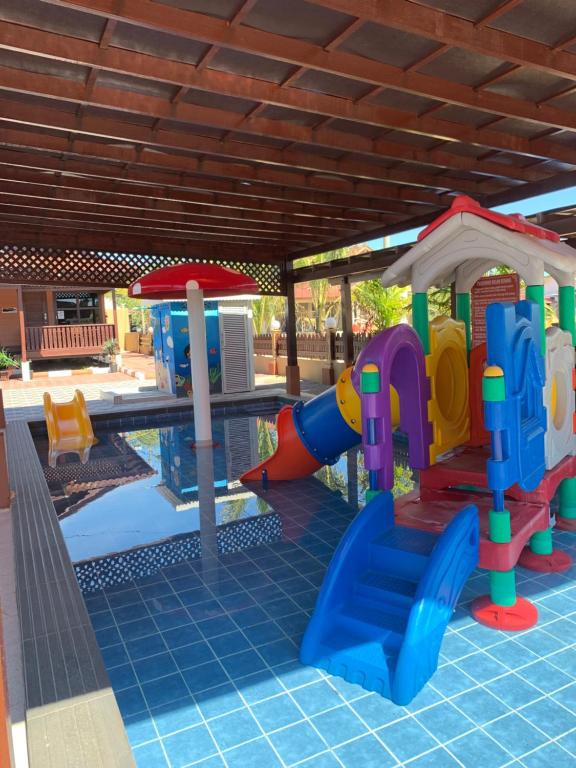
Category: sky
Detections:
[{"x1": 366, "y1": 185, "x2": 576, "y2": 250}]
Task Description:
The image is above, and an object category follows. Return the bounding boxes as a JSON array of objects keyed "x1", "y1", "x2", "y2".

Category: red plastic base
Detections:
[
  {"x1": 555, "y1": 516, "x2": 576, "y2": 532},
  {"x1": 517, "y1": 548, "x2": 572, "y2": 573},
  {"x1": 471, "y1": 595, "x2": 538, "y2": 631}
]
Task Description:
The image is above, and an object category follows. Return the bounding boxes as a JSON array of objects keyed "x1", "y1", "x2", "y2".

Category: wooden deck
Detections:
[{"x1": 25, "y1": 324, "x2": 115, "y2": 359}]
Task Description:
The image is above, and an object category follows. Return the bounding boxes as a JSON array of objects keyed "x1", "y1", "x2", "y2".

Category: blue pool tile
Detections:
[
  {"x1": 219, "y1": 591, "x2": 257, "y2": 613},
  {"x1": 187, "y1": 600, "x2": 225, "y2": 622},
  {"x1": 291, "y1": 681, "x2": 343, "y2": 717},
  {"x1": 548, "y1": 647, "x2": 576, "y2": 676},
  {"x1": 416, "y1": 701, "x2": 475, "y2": 743},
  {"x1": 123, "y1": 713, "x2": 157, "y2": 747},
  {"x1": 521, "y1": 697, "x2": 576, "y2": 738},
  {"x1": 275, "y1": 613, "x2": 309, "y2": 639},
  {"x1": 119, "y1": 617, "x2": 157, "y2": 642},
  {"x1": 154, "y1": 608, "x2": 194, "y2": 631},
  {"x1": 377, "y1": 716, "x2": 438, "y2": 763},
  {"x1": 220, "y1": 649, "x2": 266, "y2": 679},
  {"x1": 224, "y1": 737, "x2": 282, "y2": 768},
  {"x1": 108, "y1": 589, "x2": 141, "y2": 608},
  {"x1": 553, "y1": 681, "x2": 576, "y2": 711},
  {"x1": 447, "y1": 730, "x2": 511, "y2": 768},
  {"x1": 138, "y1": 581, "x2": 174, "y2": 600},
  {"x1": 101, "y1": 643, "x2": 129, "y2": 668},
  {"x1": 249, "y1": 585, "x2": 285, "y2": 605},
  {"x1": 133, "y1": 740, "x2": 169, "y2": 768},
  {"x1": 152, "y1": 696, "x2": 202, "y2": 737},
  {"x1": 241, "y1": 572, "x2": 274, "y2": 590},
  {"x1": 242, "y1": 621, "x2": 285, "y2": 647},
  {"x1": 172, "y1": 640, "x2": 215, "y2": 670},
  {"x1": 428, "y1": 664, "x2": 476, "y2": 697},
  {"x1": 326, "y1": 675, "x2": 370, "y2": 703},
  {"x1": 486, "y1": 639, "x2": 539, "y2": 669},
  {"x1": 239, "y1": 670, "x2": 284, "y2": 704},
  {"x1": 162, "y1": 624, "x2": 202, "y2": 650},
  {"x1": 169, "y1": 574, "x2": 203, "y2": 592},
  {"x1": 451, "y1": 684, "x2": 511, "y2": 725},
  {"x1": 312, "y1": 705, "x2": 367, "y2": 748},
  {"x1": 208, "y1": 708, "x2": 262, "y2": 750},
  {"x1": 251, "y1": 693, "x2": 303, "y2": 732},
  {"x1": 485, "y1": 673, "x2": 542, "y2": 709},
  {"x1": 516, "y1": 628, "x2": 565, "y2": 656},
  {"x1": 182, "y1": 660, "x2": 229, "y2": 694},
  {"x1": 108, "y1": 663, "x2": 138, "y2": 692},
  {"x1": 455, "y1": 652, "x2": 508, "y2": 684},
  {"x1": 518, "y1": 659, "x2": 573, "y2": 693},
  {"x1": 522, "y1": 743, "x2": 576, "y2": 768},
  {"x1": 263, "y1": 597, "x2": 300, "y2": 619},
  {"x1": 141, "y1": 673, "x2": 189, "y2": 709},
  {"x1": 408, "y1": 747, "x2": 462, "y2": 768},
  {"x1": 485, "y1": 712, "x2": 547, "y2": 757},
  {"x1": 134, "y1": 652, "x2": 178, "y2": 683},
  {"x1": 349, "y1": 693, "x2": 406, "y2": 729},
  {"x1": 163, "y1": 723, "x2": 219, "y2": 767},
  {"x1": 209, "y1": 578, "x2": 243, "y2": 598},
  {"x1": 163, "y1": 562, "x2": 193, "y2": 579},
  {"x1": 231, "y1": 606, "x2": 269, "y2": 628},
  {"x1": 125, "y1": 633, "x2": 167, "y2": 661},
  {"x1": 85, "y1": 594, "x2": 108, "y2": 614},
  {"x1": 335, "y1": 734, "x2": 397, "y2": 768},
  {"x1": 90, "y1": 610, "x2": 115, "y2": 630},
  {"x1": 179, "y1": 587, "x2": 215, "y2": 607},
  {"x1": 269, "y1": 721, "x2": 327, "y2": 765},
  {"x1": 95, "y1": 626, "x2": 121, "y2": 647},
  {"x1": 197, "y1": 615, "x2": 237, "y2": 639},
  {"x1": 145, "y1": 594, "x2": 182, "y2": 615},
  {"x1": 113, "y1": 602, "x2": 151, "y2": 624},
  {"x1": 116, "y1": 686, "x2": 147, "y2": 718},
  {"x1": 258, "y1": 638, "x2": 299, "y2": 667},
  {"x1": 208, "y1": 631, "x2": 250, "y2": 658},
  {"x1": 194, "y1": 683, "x2": 244, "y2": 719}
]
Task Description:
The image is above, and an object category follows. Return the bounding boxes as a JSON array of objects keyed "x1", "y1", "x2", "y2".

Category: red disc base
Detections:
[
  {"x1": 471, "y1": 595, "x2": 538, "y2": 631},
  {"x1": 555, "y1": 516, "x2": 576, "y2": 532},
  {"x1": 517, "y1": 548, "x2": 572, "y2": 573}
]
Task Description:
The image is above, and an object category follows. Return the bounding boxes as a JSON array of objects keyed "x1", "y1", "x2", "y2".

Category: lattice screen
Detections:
[{"x1": 0, "y1": 244, "x2": 285, "y2": 295}]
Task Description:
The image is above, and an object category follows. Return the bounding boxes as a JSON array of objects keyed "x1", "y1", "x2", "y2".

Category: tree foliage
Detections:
[{"x1": 352, "y1": 280, "x2": 408, "y2": 330}]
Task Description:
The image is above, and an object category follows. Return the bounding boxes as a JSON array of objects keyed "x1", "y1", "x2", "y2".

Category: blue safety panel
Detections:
[
  {"x1": 300, "y1": 493, "x2": 478, "y2": 705},
  {"x1": 485, "y1": 301, "x2": 546, "y2": 492}
]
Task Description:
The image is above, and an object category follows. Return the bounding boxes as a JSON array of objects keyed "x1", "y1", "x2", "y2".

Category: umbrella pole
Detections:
[{"x1": 186, "y1": 280, "x2": 213, "y2": 446}]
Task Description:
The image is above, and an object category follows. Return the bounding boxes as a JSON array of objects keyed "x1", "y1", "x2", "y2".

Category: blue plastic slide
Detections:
[{"x1": 300, "y1": 493, "x2": 479, "y2": 705}]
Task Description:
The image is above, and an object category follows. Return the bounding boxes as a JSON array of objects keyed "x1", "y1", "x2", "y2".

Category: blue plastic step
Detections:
[
  {"x1": 339, "y1": 601, "x2": 407, "y2": 651},
  {"x1": 356, "y1": 570, "x2": 418, "y2": 611},
  {"x1": 371, "y1": 526, "x2": 437, "y2": 580}
]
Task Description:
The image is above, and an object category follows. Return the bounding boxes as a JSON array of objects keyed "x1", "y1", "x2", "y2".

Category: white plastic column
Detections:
[{"x1": 186, "y1": 280, "x2": 212, "y2": 446}]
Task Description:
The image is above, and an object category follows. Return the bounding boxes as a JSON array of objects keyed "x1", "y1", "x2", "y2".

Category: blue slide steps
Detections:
[{"x1": 300, "y1": 493, "x2": 478, "y2": 705}]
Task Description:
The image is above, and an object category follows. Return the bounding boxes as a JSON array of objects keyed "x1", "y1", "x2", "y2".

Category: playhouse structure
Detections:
[{"x1": 243, "y1": 196, "x2": 576, "y2": 704}]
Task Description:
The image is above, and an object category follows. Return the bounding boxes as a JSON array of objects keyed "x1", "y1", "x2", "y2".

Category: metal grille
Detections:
[{"x1": 0, "y1": 244, "x2": 285, "y2": 294}]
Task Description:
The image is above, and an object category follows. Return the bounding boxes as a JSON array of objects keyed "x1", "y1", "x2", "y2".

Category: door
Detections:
[
  {"x1": 219, "y1": 307, "x2": 255, "y2": 394},
  {"x1": 22, "y1": 291, "x2": 48, "y2": 326}
]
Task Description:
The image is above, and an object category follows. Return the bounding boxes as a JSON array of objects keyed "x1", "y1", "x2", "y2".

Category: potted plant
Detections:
[
  {"x1": 0, "y1": 348, "x2": 21, "y2": 381},
  {"x1": 101, "y1": 338, "x2": 121, "y2": 372}
]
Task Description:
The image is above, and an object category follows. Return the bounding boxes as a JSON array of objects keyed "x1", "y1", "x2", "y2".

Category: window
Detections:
[{"x1": 55, "y1": 292, "x2": 101, "y2": 325}]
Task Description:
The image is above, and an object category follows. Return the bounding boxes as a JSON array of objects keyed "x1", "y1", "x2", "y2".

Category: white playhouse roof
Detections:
[{"x1": 382, "y1": 197, "x2": 576, "y2": 293}]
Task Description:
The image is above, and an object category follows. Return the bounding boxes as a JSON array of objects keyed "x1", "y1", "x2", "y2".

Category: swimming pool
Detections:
[{"x1": 35, "y1": 408, "x2": 576, "y2": 768}]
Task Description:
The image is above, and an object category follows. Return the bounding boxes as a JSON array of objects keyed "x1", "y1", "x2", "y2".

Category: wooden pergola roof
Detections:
[{"x1": 2, "y1": 0, "x2": 576, "y2": 277}]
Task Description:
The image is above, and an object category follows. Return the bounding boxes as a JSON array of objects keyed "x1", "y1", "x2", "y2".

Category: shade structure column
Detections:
[
  {"x1": 285, "y1": 279, "x2": 300, "y2": 396},
  {"x1": 340, "y1": 276, "x2": 354, "y2": 367},
  {"x1": 186, "y1": 280, "x2": 213, "y2": 446}
]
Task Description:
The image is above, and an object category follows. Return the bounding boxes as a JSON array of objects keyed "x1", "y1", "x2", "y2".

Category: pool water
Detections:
[{"x1": 36, "y1": 410, "x2": 576, "y2": 768}]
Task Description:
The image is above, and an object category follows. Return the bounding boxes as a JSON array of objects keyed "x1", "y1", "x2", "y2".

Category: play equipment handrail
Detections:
[{"x1": 393, "y1": 505, "x2": 479, "y2": 703}]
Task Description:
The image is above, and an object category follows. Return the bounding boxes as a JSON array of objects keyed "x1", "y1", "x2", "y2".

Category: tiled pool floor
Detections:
[{"x1": 81, "y1": 476, "x2": 576, "y2": 768}]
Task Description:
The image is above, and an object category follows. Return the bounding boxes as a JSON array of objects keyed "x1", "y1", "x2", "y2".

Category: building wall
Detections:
[{"x1": 0, "y1": 288, "x2": 19, "y2": 349}]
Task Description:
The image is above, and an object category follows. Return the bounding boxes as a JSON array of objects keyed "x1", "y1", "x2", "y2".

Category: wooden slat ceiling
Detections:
[{"x1": 2, "y1": 0, "x2": 576, "y2": 266}]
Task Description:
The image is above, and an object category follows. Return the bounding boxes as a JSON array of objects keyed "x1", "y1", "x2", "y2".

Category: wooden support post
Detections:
[
  {"x1": 111, "y1": 289, "x2": 119, "y2": 341},
  {"x1": 340, "y1": 276, "x2": 354, "y2": 366},
  {"x1": 46, "y1": 288, "x2": 56, "y2": 325},
  {"x1": 285, "y1": 278, "x2": 300, "y2": 396},
  {"x1": 16, "y1": 286, "x2": 27, "y2": 364}
]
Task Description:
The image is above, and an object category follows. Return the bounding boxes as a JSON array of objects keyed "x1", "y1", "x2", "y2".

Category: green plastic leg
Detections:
[
  {"x1": 490, "y1": 570, "x2": 516, "y2": 607},
  {"x1": 559, "y1": 477, "x2": 576, "y2": 520},
  {"x1": 529, "y1": 528, "x2": 553, "y2": 556}
]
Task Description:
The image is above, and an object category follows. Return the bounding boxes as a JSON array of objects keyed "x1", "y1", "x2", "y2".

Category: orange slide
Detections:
[{"x1": 44, "y1": 389, "x2": 97, "y2": 467}]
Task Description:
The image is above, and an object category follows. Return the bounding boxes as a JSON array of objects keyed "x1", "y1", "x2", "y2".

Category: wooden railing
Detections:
[
  {"x1": 25, "y1": 324, "x2": 115, "y2": 359},
  {"x1": 253, "y1": 332, "x2": 376, "y2": 361}
]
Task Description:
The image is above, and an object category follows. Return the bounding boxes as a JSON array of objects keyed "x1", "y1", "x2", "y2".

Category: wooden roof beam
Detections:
[
  {"x1": 2, "y1": 21, "x2": 575, "y2": 160},
  {"x1": 474, "y1": 0, "x2": 525, "y2": 27}
]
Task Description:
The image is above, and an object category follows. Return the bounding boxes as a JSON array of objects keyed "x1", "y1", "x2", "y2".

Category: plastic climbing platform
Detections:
[{"x1": 300, "y1": 492, "x2": 478, "y2": 706}]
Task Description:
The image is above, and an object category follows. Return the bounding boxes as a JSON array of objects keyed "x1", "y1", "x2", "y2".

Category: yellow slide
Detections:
[{"x1": 43, "y1": 390, "x2": 97, "y2": 467}]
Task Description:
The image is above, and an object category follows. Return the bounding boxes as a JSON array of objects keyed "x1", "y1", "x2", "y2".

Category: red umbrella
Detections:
[{"x1": 128, "y1": 263, "x2": 259, "y2": 300}]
